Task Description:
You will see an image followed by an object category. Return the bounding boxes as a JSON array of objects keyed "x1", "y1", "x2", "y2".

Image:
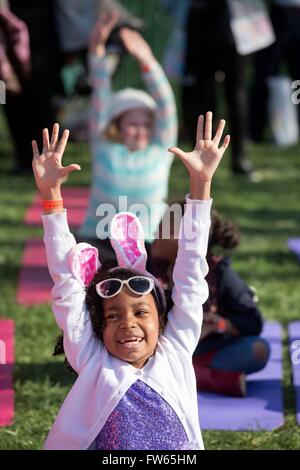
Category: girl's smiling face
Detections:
[
  {"x1": 102, "y1": 286, "x2": 160, "y2": 369},
  {"x1": 118, "y1": 109, "x2": 153, "y2": 151}
]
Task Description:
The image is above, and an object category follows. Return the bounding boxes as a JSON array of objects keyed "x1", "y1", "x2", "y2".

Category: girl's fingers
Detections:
[
  {"x1": 195, "y1": 115, "x2": 204, "y2": 145},
  {"x1": 61, "y1": 164, "x2": 81, "y2": 179},
  {"x1": 168, "y1": 146, "x2": 188, "y2": 163},
  {"x1": 213, "y1": 119, "x2": 226, "y2": 147},
  {"x1": 101, "y1": 10, "x2": 119, "y2": 35},
  {"x1": 204, "y1": 111, "x2": 213, "y2": 141},
  {"x1": 220, "y1": 135, "x2": 231, "y2": 155},
  {"x1": 56, "y1": 129, "x2": 70, "y2": 156},
  {"x1": 42, "y1": 128, "x2": 50, "y2": 153},
  {"x1": 50, "y1": 123, "x2": 59, "y2": 150},
  {"x1": 32, "y1": 140, "x2": 40, "y2": 159},
  {"x1": 107, "y1": 10, "x2": 120, "y2": 28}
]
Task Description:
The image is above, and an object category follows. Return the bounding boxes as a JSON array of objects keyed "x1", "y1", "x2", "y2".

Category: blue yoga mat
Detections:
[
  {"x1": 288, "y1": 238, "x2": 300, "y2": 262},
  {"x1": 288, "y1": 321, "x2": 300, "y2": 426},
  {"x1": 198, "y1": 321, "x2": 284, "y2": 431}
]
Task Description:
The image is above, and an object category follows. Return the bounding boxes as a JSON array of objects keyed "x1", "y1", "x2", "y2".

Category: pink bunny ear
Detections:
[
  {"x1": 110, "y1": 212, "x2": 147, "y2": 271},
  {"x1": 68, "y1": 243, "x2": 100, "y2": 287}
]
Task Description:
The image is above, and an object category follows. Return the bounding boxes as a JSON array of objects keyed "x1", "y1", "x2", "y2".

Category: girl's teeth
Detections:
[{"x1": 120, "y1": 338, "x2": 142, "y2": 344}]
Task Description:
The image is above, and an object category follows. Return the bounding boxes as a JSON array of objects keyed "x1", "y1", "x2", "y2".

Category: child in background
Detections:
[
  {"x1": 79, "y1": 13, "x2": 177, "y2": 262},
  {"x1": 151, "y1": 207, "x2": 270, "y2": 397},
  {"x1": 32, "y1": 112, "x2": 230, "y2": 450}
]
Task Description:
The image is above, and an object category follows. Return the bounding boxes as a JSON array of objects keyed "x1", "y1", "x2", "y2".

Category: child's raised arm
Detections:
[
  {"x1": 89, "y1": 12, "x2": 119, "y2": 59},
  {"x1": 164, "y1": 113, "x2": 230, "y2": 354},
  {"x1": 32, "y1": 125, "x2": 100, "y2": 373},
  {"x1": 88, "y1": 13, "x2": 119, "y2": 139},
  {"x1": 119, "y1": 28, "x2": 177, "y2": 149}
]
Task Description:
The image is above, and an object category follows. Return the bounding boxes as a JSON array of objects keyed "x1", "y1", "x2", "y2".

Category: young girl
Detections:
[
  {"x1": 79, "y1": 13, "x2": 177, "y2": 260},
  {"x1": 151, "y1": 207, "x2": 270, "y2": 397},
  {"x1": 32, "y1": 112, "x2": 230, "y2": 450}
]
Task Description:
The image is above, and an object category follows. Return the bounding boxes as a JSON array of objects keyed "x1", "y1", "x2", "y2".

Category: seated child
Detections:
[{"x1": 151, "y1": 205, "x2": 270, "y2": 397}]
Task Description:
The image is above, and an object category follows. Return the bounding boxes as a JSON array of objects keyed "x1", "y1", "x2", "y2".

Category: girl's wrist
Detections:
[
  {"x1": 90, "y1": 44, "x2": 106, "y2": 58},
  {"x1": 139, "y1": 55, "x2": 156, "y2": 70},
  {"x1": 189, "y1": 177, "x2": 211, "y2": 200},
  {"x1": 40, "y1": 187, "x2": 62, "y2": 200},
  {"x1": 42, "y1": 199, "x2": 64, "y2": 214}
]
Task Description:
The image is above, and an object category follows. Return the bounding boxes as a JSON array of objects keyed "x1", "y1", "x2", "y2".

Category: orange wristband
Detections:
[
  {"x1": 216, "y1": 318, "x2": 227, "y2": 334},
  {"x1": 42, "y1": 199, "x2": 64, "y2": 210}
]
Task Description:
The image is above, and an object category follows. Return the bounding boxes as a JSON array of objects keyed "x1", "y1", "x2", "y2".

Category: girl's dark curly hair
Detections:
[
  {"x1": 53, "y1": 259, "x2": 168, "y2": 374},
  {"x1": 208, "y1": 209, "x2": 240, "y2": 253},
  {"x1": 167, "y1": 201, "x2": 240, "y2": 253}
]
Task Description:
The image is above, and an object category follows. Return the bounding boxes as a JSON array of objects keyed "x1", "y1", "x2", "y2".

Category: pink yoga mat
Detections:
[
  {"x1": 17, "y1": 239, "x2": 51, "y2": 306},
  {"x1": 0, "y1": 319, "x2": 14, "y2": 426},
  {"x1": 25, "y1": 187, "x2": 89, "y2": 229}
]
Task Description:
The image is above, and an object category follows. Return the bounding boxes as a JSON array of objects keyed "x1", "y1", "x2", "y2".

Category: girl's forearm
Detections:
[{"x1": 189, "y1": 176, "x2": 211, "y2": 201}]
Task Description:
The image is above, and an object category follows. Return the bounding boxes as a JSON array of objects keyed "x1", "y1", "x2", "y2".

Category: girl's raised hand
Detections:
[
  {"x1": 169, "y1": 112, "x2": 230, "y2": 183},
  {"x1": 32, "y1": 124, "x2": 81, "y2": 198},
  {"x1": 89, "y1": 11, "x2": 119, "y2": 56},
  {"x1": 119, "y1": 28, "x2": 155, "y2": 66}
]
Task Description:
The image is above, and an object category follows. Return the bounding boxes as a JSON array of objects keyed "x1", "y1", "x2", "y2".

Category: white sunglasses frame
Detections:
[{"x1": 95, "y1": 276, "x2": 155, "y2": 299}]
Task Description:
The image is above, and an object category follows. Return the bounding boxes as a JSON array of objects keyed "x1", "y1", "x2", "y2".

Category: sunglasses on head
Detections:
[{"x1": 95, "y1": 276, "x2": 155, "y2": 299}]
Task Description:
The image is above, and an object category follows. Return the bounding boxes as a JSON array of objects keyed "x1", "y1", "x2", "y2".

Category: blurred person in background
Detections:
[
  {"x1": 249, "y1": 0, "x2": 300, "y2": 143},
  {"x1": 78, "y1": 12, "x2": 177, "y2": 265},
  {"x1": 0, "y1": 0, "x2": 61, "y2": 175}
]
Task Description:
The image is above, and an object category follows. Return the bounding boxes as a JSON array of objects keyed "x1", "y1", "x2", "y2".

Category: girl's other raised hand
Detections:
[
  {"x1": 119, "y1": 28, "x2": 155, "y2": 66},
  {"x1": 169, "y1": 112, "x2": 230, "y2": 200},
  {"x1": 32, "y1": 123, "x2": 80, "y2": 200},
  {"x1": 89, "y1": 11, "x2": 119, "y2": 56},
  {"x1": 169, "y1": 112, "x2": 230, "y2": 183}
]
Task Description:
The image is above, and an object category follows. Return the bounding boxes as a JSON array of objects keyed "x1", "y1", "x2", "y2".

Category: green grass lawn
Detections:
[{"x1": 0, "y1": 109, "x2": 300, "y2": 450}]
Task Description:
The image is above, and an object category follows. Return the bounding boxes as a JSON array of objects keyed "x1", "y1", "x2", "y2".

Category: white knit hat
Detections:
[{"x1": 106, "y1": 88, "x2": 157, "y2": 126}]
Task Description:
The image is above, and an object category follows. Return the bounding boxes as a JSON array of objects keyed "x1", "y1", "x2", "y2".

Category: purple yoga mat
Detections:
[
  {"x1": 198, "y1": 321, "x2": 284, "y2": 431},
  {"x1": 287, "y1": 238, "x2": 300, "y2": 262},
  {"x1": 288, "y1": 321, "x2": 300, "y2": 425},
  {"x1": 25, "y1": 187, "x2": 89, "y2": 229}
]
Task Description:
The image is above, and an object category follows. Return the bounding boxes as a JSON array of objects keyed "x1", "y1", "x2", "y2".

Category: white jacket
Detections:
[{"x1": 42, "y1": 196, "x2": 212, "y2": 450}]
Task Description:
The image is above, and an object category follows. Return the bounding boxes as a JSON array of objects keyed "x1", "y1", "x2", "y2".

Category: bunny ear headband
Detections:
[{"x1": 68, "y1": 212, "x2": 166, "y2": 309}]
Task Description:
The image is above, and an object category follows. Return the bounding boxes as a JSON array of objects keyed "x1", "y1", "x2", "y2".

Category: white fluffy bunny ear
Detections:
[
  {"x1": 110, "y1": 212, "x2": 147, "y2": 271},
  {"x1": 68, "y1": 243, "x2": 100, "y2": 287}
]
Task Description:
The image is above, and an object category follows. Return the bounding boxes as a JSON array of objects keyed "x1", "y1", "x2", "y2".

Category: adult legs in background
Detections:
[
  {"x1": 3, "y1": 91, "x2": 33, "y2": 174},
  {"x1": 248, "y1": 3, "x2": 300, "y2": 143},
  {"x1": 182, "y1": 5, "x2": 217, "y2": 142},
  {"x1": 5, "y1": 0, "x2": 61, "y2": 174},
  {"x1": 182, "y1": 1, "x2": 254, "y2": 177},
  {"x1": 222, "y1": 51, "x2": 250, "y2": 174},
  {"x1": 285, "y1": 8, "x2": 300, "y2": 127}
]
